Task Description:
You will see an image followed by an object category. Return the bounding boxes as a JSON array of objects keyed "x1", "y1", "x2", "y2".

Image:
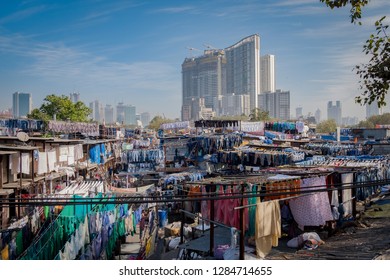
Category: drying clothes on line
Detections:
[
  {"x1": 48, "y1": 121, "x2": 99, "y2": 136},
  {"x1": 161, "y1": 172, "x2": 205, "y2": 185},
  {"x1": 58, "y1": 215, "x2": 90, "y2": 260},
  {"x1": 21, "y1": 153, "x2": 30, "y2": 175},
  {"x1": 195, "y1": 120, "x2": 240, "y2": 129},
  {"x1": 0, "y1": 119, "x2": 44, "y2": 131},
  {"x1": 264, "y1": 121, "x2": 297, "y2": 133},
  {"x1": 187, "y1": 134, "x2": 243, "y2": 157},
  {"x1": 89, "y1": 144, "x2": 103, "y2": 164},
  {"x1": 264, "y1": 175, "x2": 301, "y2": 201},
  {"x1": 289, "y1": 176, "x2": 333, "y2": 231},
  {"x1": 240, "y1": 121, "x2": 265, "y2": 134},
  {"x1": 160, "y1": 121, "x2": 190, "y2": 130},
  {"x1": 124, "y1": 149, "x2": 164, "y2": 164},
  {"x1": 302, "y1": 143, "x2": 363, "y2": 156},
  {"x1": 212, "y1": 185, "x2": 249, "y2": 230},
  {"x1": 38, "y1": 151, "x2": 48, "y2": 175},
  {"x1": 255, "y1": 199, "x2": 281, "y2": 258},
  {"x1": 47, "y1": 150, "x2": 57, "y2": 172},
  {"x1": 341, "y1": 173, "x2": 354, "y2": 218}
]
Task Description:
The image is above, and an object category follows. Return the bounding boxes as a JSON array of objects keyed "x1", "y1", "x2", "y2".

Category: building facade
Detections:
[
  {"x1": 259, "y1": 90, "x2": 290, "y2": 120},
  {"x1": 296, "y1": 107, "x2": 303, "y2": 120},
  {"x1": 327, "y1": 101, "x2": 342, "y2": 125},
  {"x1": 221, "y1": 94, "x2": 250, "y2": 116},
  {"x1": 315, "y1": 108, "x2": 321, "y2": 124},
  {"x1": 181, "y1": 34, "x2": 261, "y2": 121},
  {"x1": 124, "y1": 105, "x2": 136, "y2": 126},
  {"x1": 366, "y1": 102, "x2": 380, "y2": 119},
  {"x1": 225, "y1": 34, "x2": 260, "y2": 111},
  {"x1": 260, "y1": 54, "x2": 275, "y2": 93},
  {"x1": 12, "y1": 92, "x2": 32, "y2": 118},
  {"x1": 69, "y1": 92, "x2": 80, "y2": 103},
  {"x1": 181, "y1": 49, "x2": 225, "y2": 121},
  {"x1": 104, "y1": 104, "x2": 114, "y2": 124},
  {"x1": 140, "y1": 112, "x2": 151, "y2": 127},
  {"x1": 89, "y1": 100, "x2": 103, "y2": 123}
]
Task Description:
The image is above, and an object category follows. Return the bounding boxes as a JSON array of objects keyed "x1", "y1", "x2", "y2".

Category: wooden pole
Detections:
[
  {"x1": 239, "y1": 184, "x2": 245, "y2": 260},
  {"x1": 209, "y1": 183, "x2": 215, "y2": 257}
]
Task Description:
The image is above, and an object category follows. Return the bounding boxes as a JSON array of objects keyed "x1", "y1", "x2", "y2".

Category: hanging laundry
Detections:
[{"x1": 255, "y1": 199, "x2": 281, "y2": 258}]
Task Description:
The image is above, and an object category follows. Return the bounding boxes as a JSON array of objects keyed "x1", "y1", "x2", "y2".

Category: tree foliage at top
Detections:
[
  {"x1": 148, "y1": 115, "x2": 175, "y2": 131},
  {"x1": 28, "y1": 94, "x2": 92, "y2": 122},
  {"x1": 320, "y1": 0, "x2": 389, "y2": 108},
  {"x1": 249, "y1": 108, "x2": 270, "y2": 121},
  {"x1": 316, "y1": 119, "x2": 337, "y2": 134}
]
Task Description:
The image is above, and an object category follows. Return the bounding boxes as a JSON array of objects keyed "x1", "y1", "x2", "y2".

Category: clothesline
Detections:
[
  {"x1": 233, "y1": 192, "x2": 314, "y2": 210},
  {"x1": 179, "y1": 209, "x2": 240, "y2": 232}
]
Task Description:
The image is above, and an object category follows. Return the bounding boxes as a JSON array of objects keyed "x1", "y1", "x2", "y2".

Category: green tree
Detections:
[
  {"x1": 249, "y1": 108, "x2": 270, "y2": 121},
  {"x1": 316, "y1": 119, "x2": 337, "y2": 134},
  {"x1": 148, "y1": 115, "x2": 175, "y2": 131},
  {"x1": 320, "y1": 0, "x2": 390, "y2": 108},
  {"x1": 357, "y1": 112, "x2": 390, "y2": 128},
  {"x1": 28, "y1": 94, "x2": 92, "y2": 122}
]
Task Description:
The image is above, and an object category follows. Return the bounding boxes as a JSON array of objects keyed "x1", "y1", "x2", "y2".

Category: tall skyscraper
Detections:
[
  {"x1": 104, "y1": 104, "x2": 114, "y2": 124},
  {"x1": 221, "y1": 94, "x2": 250, "y2": 116},
  {"x1": 296, "y1": 106, "x2": 303, "y2": 119},
  {"x1": 225, "y1": 34, "x2": 260, "y2": 111},
  {"x1": 181, "y1": 49, "x2": 225, "y2": 121},
  {"x1": 327, "y1": 101, "x2": 342, "y2": 125},
  {"x1": 181, "y1": 34, "x2": 261, "y2": 120},
  {"x1": 124, "y1": 105, "x2": 136, "y2": 125},
  {"x1": 260, "y1": 54, "x2": 275, "y2": 93},
  {"x1": 140, "y1": 112, "x2": 151, "y2": 127},
  {"x1": 366, "y1": 102, "x2": 380, "y2": 119},
  {"x1": 315, "y1": 108, "x2": 321, "y2": 124},
  {"x1": 12, "y1": 92, "x2": 32, "y2": 118},
  {"x1": 259, "y1": 90, "x2": 290, "y2": 120},
  {"x1": 69, "y1": 92, "x2": 80, "y2": 103},
  {"x1": 116, "y1": 102, "x2": 125, "y2": 124},
  {"x1": 89, "y1": 100, "x2": 103, "y2": 123}
]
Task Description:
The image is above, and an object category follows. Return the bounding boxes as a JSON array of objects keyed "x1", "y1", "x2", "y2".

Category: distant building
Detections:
[
  {"x1": 260, "y1": 54, "x2": 275, "y2": 93},
  {"x1": 296, "y1": 107, "x2": 303, "y2": 119},
  {"x1": 221, "y1": 94, "x2": 250, "y2": 116},
  {"x1": 259, "y1": 90, "x2": 290, "y2": 120},
  {"x1": 315, "y1": 108, "x2": 321, "y2": 124},
  {"x1": 140, "y1": 112, "x2": 151, "y2": 127},
  {"x1": 124, "y1": 105, "x2": 136, "y2": 125},
  {"x1": 12, "y1": 92, "x2": 32, "y2": 118},
  {"x1": 104, "y1": 104, "x2": 114, "y2": 124},
  {"x1": 182, "y1": 49, "x2": 225, "y2": 121},
  {"x1": 225, "y1": 34, "x2": 260, "y2": 111},
  {"x1": 327, "y1": 101, "x2": 342, "y2": 125},
  {"x1": 89, "y1": 100, "x2": 103, "y2": 123},
  {"x1": 181, "y1": 34, "x2": 260, "y2": 120},
  {"x1": 366, "y1": 102, "x2": 380, "y2": 119},
  {"x1": 116, "y1": 102, "x2": 125, "y2": 124},
  {"x1": 69, "y1": 92, "x2": 80, "y2": 103}
]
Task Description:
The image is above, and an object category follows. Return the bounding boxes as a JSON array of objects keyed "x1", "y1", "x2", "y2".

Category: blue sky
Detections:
[{"x1": 0, "y1": 0, "x2": 389, "y2": 121}]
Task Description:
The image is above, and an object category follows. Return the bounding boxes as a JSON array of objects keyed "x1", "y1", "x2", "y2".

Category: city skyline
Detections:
[{"x1": 1, "y1": 0, "x2": 389, "y2": 120}]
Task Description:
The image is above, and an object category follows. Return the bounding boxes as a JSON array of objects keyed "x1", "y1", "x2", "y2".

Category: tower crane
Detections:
[
  {"x1": 203, "y1": 43, "x2": 216, "y2": 50},
  {"x1": 185, "y1": 46, "x2": 202, "y2": 58}
]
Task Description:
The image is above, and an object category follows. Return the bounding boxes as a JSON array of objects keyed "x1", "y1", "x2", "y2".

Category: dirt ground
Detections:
[{"x1": 265, "y1": 194, "x2": 390, "y2": 260}]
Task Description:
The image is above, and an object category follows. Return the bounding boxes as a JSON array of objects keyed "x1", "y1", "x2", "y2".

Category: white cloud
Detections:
[
  {"x1": 0, "y1": 31, "x2": 182, "y2": 117},
  {"x1": 0, "y1": 5, "x2": 47, "y2": 24}
]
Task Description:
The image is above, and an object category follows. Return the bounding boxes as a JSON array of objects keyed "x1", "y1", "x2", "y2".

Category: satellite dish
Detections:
[{"x1": 17, "y1": 132, "x2": 30, "y2": 143}]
